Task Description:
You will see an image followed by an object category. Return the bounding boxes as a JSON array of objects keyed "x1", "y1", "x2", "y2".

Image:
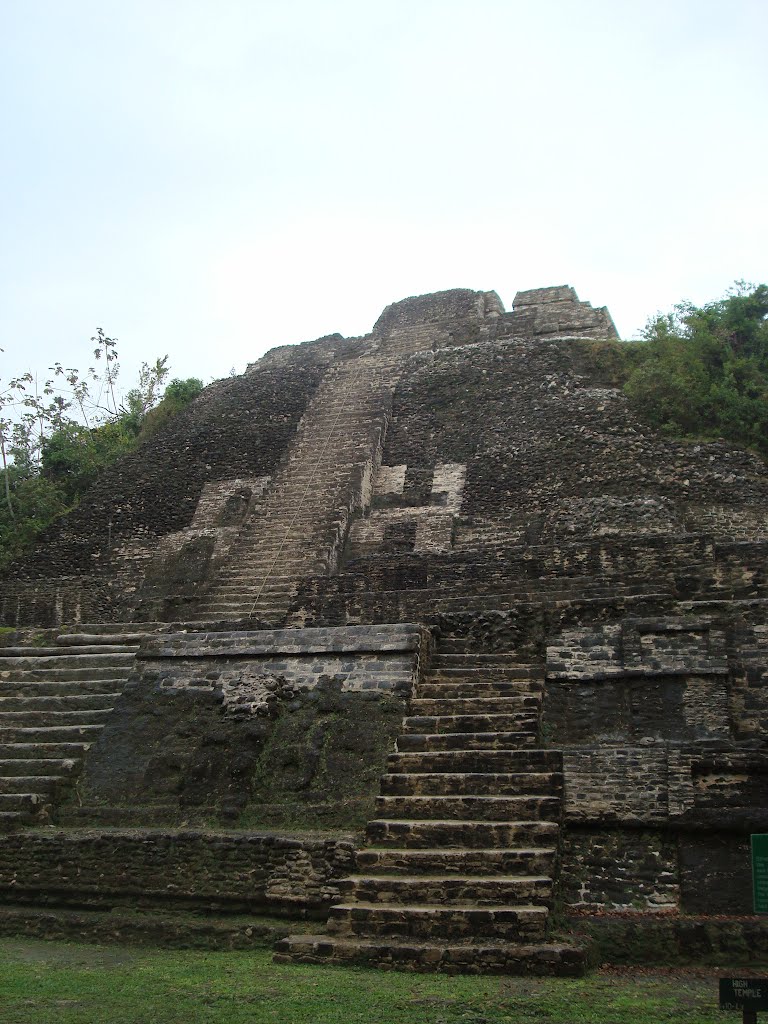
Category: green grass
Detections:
[{"x1": 0, "y1": 938, "x2": 743, "y2": 1024}]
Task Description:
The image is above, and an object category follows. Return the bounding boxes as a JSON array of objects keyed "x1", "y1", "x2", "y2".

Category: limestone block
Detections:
[
  {"x1": 190, "y1": 477, "x2": 271, "y2": 530},
  {"x1": 414, "y1": 515, "x2": 454, "y2": 554},
  {"x1": 547, "y1": 618, "x2": 729, "y2": 680},
  {"x1": 143, "y1": 624, "x2": 424, "y2": 695},
  {"x1": 431, "y1": 463, "x2": 466, "y2": 511},
  {"x1": 374, "y1": 465, "x2": 407, "y2": 498}
]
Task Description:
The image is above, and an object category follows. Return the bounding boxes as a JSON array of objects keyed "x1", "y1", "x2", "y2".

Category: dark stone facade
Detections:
[{"x1": 0, "y1": 284, "x2": 765, "y2": 962}]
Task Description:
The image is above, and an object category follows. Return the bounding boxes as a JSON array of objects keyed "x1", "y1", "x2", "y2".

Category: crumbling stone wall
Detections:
[
  {"x1": 1, "y1": 283, "x2": 766, "y2": 934},
  {"x1": 0, "y1": 365, "x2": 325, "y2": 624},
  {"x1": 66, "y1": 625, "x2": 425, "y2": 829},
  {"x1": 0, "y1": 829, "x2": 354, "y2": 914},
  {"x1": 380, "y1": 339, "x2": 768, "y2": 527},
  {"x1": 545, "y1": 609, "x2": 768, "y2": 915}
]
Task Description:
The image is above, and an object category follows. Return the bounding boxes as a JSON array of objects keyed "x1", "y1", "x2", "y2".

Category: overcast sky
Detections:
[{"x1": 1, "y1": 0, "x2": 766, "y2": 398}]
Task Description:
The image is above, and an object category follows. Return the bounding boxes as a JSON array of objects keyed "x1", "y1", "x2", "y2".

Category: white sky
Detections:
[{"x1": 1, "y1": 0, "x2": 767, "y2": 397}]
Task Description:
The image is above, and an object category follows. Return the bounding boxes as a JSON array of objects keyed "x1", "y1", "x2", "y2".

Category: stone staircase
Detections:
[
  {"x1": 0, "y1": 626, "x2": 152, "y2": 830},
  {"x1": 190, "y1": 357, "x2": 400, "y2": 624},
  {"x1": 275, "y1": 640, "x2": 586, "y2": 974}
]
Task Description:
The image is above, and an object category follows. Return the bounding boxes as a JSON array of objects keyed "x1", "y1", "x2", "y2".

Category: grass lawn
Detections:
[{"x1": 0, "y1": 937, "x2": 751, "y2": 1024}]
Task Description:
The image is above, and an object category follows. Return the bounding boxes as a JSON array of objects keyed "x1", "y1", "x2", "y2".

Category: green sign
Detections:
[{"x1": 753, "y1": 835, "x2": 768, "y2": 915}]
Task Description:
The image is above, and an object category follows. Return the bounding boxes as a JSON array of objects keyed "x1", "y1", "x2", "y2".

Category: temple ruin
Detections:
[{"x1": 0, "y1": 285, "x2": 765, "y2": 973}]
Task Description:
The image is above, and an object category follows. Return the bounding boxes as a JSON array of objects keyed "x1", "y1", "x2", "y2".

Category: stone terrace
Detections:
[{"x1": 0, "y1": 284, "x2": 766, "y2": 973}]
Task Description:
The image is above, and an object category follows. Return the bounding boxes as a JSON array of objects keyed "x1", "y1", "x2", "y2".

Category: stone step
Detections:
[
  {"x1": 0, "y1": 653, "x2": 135, "y2": 670},
  {"x1": 254, "y1": 510, "x2": 350, "y2": 526},
  {"x1": 430, "y1": 654, "x2": 535, "y2": 668},
  {"x1": 176, "y1": 619, "x2": 248, "y2": 630},
  {"x1": 215, "y1": 544, "x2": 325, "y2": 561},
  {"x1": 200, "y1": 576, "x2": 289, "y2": 591},
  {"x1": 389, "y1": 749, "x2": 562, "y2": 773},
  {"x1": 0, "y1": 709, "x2": 113, "y2": 727},
  {"x1": 306, "y1": 416, "x2": 386, "y2": 433},
  {"x1": 194, "y1": 599, "x2": 291, "y2": 613},
  {"x1": 326, "y1": 901, "x2": 549, "y2": 941},
  {"x1": 195, "y1": 606, "x2": 292, "y2": 618},
  {"x1": 298, "y1": 415, "x2": 386, "y2": 429},
  {"x1": 198, "y1": 590, "x2": 295, "y2": 604},
  {"x1": 201, "y1": 581, "x2": 301, "y2": 598},
  {"x1": 356, "y1": 846, "x2": 557, "y2": 876},
  {"x1": 0, "y1": 724, "x2": 104, "y2": 743},
  {"x1": 0, "y1": 903, "x2": 303, "y2": 949},
  {"x1": 0, "y1": 811, "x2": 29, "y2": 830},
  {"x1": 0, "y1": 667, "x2": 132, "y2": 682},
  {"x1": 409, "y1": 696, "x2": 539, "y2": 715},
  {"x1": 0, "y1": 645, "x2": 137, "y2": 658},
  {"x1": 0, "y1": 693, "x2": 118, "y2": 711},
  {"x1": 56, "y1": 633, "x2": 152, "y2": 646},
  {"x1": 416, "y1": 681, "x2": 542, "y2": 699},
  {"x1": 194, "y1": 591, "x2": 293, "y2": 604},
  {"x1": 210, "y1": 573, "x2": 297, "y2": 584},
  {"x1": 340, "y1": 874, "x2": 553, "y2": 906},
  {"x1": 242, "y1": 519, "x2": 342, "y2": 536},
  {"x1": 213, "y1": 583, "x2": 296, "y2": 594},
  {"x1": 0, "y1": 792, "x2": 45, "y2": 812},
  {"x1": 55, "y1": 804, "x2": 184, "y2": 826},
  {"x1": 426, "y1": 591, "x2": 635, "y2": 611},
  {"x1": 287, "y1": 444, "x2": 378, "y2": 457},
  {"x1": 202, "y1": 572, "x2": 306, "y2": 586},
  {"x1": 191, "y1": 599, "x2": 286, "y2": 611},
  {"x1": 0, "y1": 680, "x2": 124, "y2": 698},
  {"x1": 289, "y1": 429, "x2": 381, "y2": 443},
  {"x1": 0, "y1": 742, "x2": 92, "y2": 759},
  {"x1": 375, "y1": 794, "x2": 561, "y2": 822},
  {"x1": 60, "y1": 624, "x2": 166, "y2": 636},
  {"x1": 207, "y1": 576, "x2": 312, "y2": 590},
  {"x1": 396, "y1": 732, "x2": 539, "y2": 752},
  {"x1": 283, "y1": 451, "x2": 374, "y2": 465},
  {"x1": 365, "y1": 818, "x2": 559, "y2": 849},
  {"x1": 380, "y1": 771, "x2": 563, "y2": 797},
  {"x1": 0, "y1": 775, "x2": 64, "y2": 794},
  {"x1": 214, "y1": 538, "x2": 323, "y2": 552},
  {"x1": 403, "y1": 713, "x2": 538, "y2": 734},
  {"x1": 248, "y1": 500, "x2": 346, "y2": 516},
  {"x1": 273, "y1": 934, "x2": 587, "y2": 976},
  {"x1": 0, "y1": 758, "x2": 78, "y2": 776},
  {"x1": 426, "y1": 667, "x2": 544, "y2": 681}
]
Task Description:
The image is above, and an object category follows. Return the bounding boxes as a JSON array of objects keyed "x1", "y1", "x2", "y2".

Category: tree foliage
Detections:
[
  {"x1": 622, "y1": 282, "x2": 768, "y2": 458},
  {"x1": 139, "y1": 377, "x2": 204, "y2": 438},
  {"x1": 0, "y1": 332, "x2": 204, "y2": 568}
]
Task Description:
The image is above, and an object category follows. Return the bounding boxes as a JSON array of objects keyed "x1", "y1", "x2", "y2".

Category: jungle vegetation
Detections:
[{"x1": 0, "y1": 329, "x2": 203, "y2": 568}]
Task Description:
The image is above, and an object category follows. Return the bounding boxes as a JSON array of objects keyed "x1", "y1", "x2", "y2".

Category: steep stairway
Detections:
[
  {"x1": 275, "y1": 642, "x2": 586, "y2": 974},
  {"x1": 190, "y1": 356, "x2": 400, "y2": 624},
  {"x1": 0, "y1": 626, "x2": 154, "y2": 830}
]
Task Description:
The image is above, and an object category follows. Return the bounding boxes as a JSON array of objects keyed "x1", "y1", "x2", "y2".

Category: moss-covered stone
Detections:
[{"x1": 245, "y1": 680, "x2": 405, "y2": 829}]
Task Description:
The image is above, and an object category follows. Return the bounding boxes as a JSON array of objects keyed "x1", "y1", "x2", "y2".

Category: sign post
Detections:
[
  {"x1": 718, "y1": 841, "x2": 768, "y2": 1022},
  {"x1": 719, "y1": 979, "x2": 768, "y2": 1024},
  {"x1": 753, "y1": 835, "x2": 768, "y2": 916}
]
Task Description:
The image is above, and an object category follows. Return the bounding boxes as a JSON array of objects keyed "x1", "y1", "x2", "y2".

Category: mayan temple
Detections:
[{"x1": 0, "y1": 285, "x2": 766, "y2": 973}]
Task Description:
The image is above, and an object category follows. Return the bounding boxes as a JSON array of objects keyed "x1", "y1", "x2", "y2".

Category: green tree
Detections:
[
  {"x1": 41, "y1": 420, "x2": 135, "y2": 504},
  {"x1": 138, "y1": 377, "x2": 204, "y2": 438},
  {"x1": 623, "y1": 282, "x2": 768, "y2": 457},
  {"x1": 0, "y1": 333, "x2": 192, "y2": 568}
]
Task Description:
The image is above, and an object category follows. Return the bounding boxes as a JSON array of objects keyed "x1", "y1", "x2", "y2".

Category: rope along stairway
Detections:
[
  {"x1": 275, "y1": 638, "x2": 586, "y2": 975},
  {"x1": 189, "y1": 356, "x2": 401, "y2": 624}
]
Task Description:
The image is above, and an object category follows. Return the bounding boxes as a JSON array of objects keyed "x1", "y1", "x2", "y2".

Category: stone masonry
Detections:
[{"x1": 0, "y1": 284, "x2": 766, "y2": 972}]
